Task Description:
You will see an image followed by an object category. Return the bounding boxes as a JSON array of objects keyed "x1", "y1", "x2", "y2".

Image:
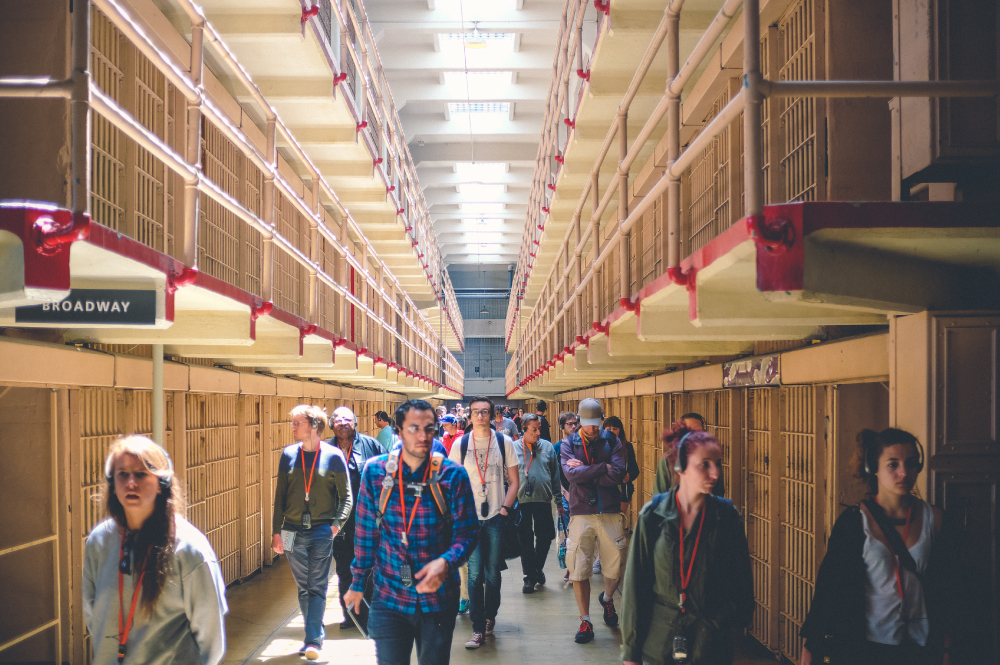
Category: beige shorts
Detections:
[{"x1": 566, "y1": 513, "x2": 629, "y2": 582}]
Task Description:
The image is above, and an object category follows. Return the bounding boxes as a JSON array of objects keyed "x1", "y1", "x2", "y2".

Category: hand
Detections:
[
  {"x1": 331, "y1": 525, "x2": 340, "y2": 537},
  {"x1": 343, "y1": 589, "x2": 363, "y2": 613},
  {"x1": 499, "y1": 505, "x2": 509, "y2": 517},
  {"x1": 567, "y1": 458, "x2": 583, "y2": 468},
  {"x1": 607, "y1": 463, "x2": 614, "y2": 474},
  {"x1": 271, "y1": 533, "x2": 284, "y2": 555},
  {"x1": 414, "y1": 557, "x2": 450, "y2": 594},
  {"x1": 625, "y1": 661, "x2": 641, "y2": 665},
  {"x1": 623, "y1": 473, "x2": 630, "y2": 483},
  {"x1": 557, "y1": 503, "x2": 564, "y2": 517},
  {"x1": 799, "y1": 645, "x2": 812, "y2": 665}
]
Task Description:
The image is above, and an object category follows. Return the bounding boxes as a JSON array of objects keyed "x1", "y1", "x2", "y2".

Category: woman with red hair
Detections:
[{"x1": 620, "y1": 424, "x2": 753, "y2": 664}]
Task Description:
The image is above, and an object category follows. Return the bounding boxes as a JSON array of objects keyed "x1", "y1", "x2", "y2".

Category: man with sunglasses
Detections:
[
  {"x1": 449, "y1": 396, "x2": 520, "y2": 649},
  {"x1": 328, "y1": 406, "x2": 387, "y2": 632},
  {"x1": 345, "y1": 400, "x2": 479, "y2": 665},
  {"x1": 272, "y1": 404, "x2": 352, "y2": 659}
]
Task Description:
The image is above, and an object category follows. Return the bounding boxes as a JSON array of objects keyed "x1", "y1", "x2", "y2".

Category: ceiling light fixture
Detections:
[{"x1": 465, "y1": 22, "x2": 487, "y2": 49}]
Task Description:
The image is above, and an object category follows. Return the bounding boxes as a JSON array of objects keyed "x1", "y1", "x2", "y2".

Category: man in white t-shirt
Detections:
[{"x1": 449, "y1": 396, "x2": 520, "y2": 650}]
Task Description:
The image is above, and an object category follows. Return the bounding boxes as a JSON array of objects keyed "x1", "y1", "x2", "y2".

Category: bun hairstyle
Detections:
[
  {"x1": 102, "y1": 435, "x2": 186, "y2": 615},
  {"x1": 662, "y1": 421, "x2": 720, "y2": 475},
  {"x1": 855, "y1": 427, "x2": 924, "y2": 494}
]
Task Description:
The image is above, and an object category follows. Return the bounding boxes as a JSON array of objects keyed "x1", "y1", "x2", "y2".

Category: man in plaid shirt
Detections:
[{"x1": 345, "y1": 399, "x2": 479, "y2": 665}]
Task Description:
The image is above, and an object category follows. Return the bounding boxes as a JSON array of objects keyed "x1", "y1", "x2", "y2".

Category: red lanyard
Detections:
[
  {"x1": 472, "y1": 434, "x2": 491, "y2": 487},
  {"x1": 118, "y1": 532, "x2": 147, "y2": 663},
  {"x1": 676, "y1": 494, "x2": 706, "y2": 612},
  {"x1": 398, "y1": 457, "x2": 432, "y2": 546},
  {"x1": 876, "y1": 497, "x2": 912, "y2": 604},
  {"x1": 300, "y1": 445, "x2": 320, "y2": 502},
  {"x1": 522, "y1": 439, "x2": 535, "y2": 475},
  {"x1": 579, "y1": 433, "x2": 594, "y2": 465}
]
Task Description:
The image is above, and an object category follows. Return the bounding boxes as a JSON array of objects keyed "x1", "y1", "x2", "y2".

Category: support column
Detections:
[
  {"x1": 152, "y1": 344, "x2": 164, "y2": 445},
  {"x1": 182, "y1": 20, "x2": 204, "y2": 269},
  {"x1": 665, "y1": 8, "x2": 681, "y2": 267},
  {"x1": 743, "y1": 0, "x2": 764, "y2": 219},
  {"x1": 71, "y1": 0, "x2": 91, "y2": 215},
  {"x1": 618, "y1": 113, "x2": 629, "y2": 301}
]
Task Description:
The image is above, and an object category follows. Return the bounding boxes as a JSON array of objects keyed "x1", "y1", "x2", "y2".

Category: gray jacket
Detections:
[
  {"x1": 513, "y1": 438, "x2": 561, "y2": 505},
  {"x1": 83, "y1": 517, "x2": 228, "y2": 664}
]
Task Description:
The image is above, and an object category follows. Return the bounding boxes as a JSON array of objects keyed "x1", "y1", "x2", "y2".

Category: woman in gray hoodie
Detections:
[{"x1": 83, "y1": 435, "x2": 227, "y2": 664}]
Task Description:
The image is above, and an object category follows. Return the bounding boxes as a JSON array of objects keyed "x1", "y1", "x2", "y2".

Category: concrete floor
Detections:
[{"x1": 222, "y1": 551, "x2": 776, "y2": 664}]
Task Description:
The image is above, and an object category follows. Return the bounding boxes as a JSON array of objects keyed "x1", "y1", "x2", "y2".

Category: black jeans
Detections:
[
  {"x1": 368, "y1": 596, "x2": 459, "y2": 665},
  {"x1": 517, "y1": 502, "x2": 556, "y2": 581},
  {"x1": 333, "y1": 523, "x2": 372, "y2": 627}
]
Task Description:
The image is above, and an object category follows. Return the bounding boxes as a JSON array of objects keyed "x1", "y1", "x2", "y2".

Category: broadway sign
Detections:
[{"x1": 15, "y1": 289, "x2": 156, "y2": 325}]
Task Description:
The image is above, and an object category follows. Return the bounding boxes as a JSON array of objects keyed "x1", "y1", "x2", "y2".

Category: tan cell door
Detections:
[{"x1": 744, "y1": 387, "x2": 778, "y2": 650}]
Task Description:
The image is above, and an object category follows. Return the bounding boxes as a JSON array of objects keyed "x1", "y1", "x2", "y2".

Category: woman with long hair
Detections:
[
  {"x1": 602, "y1": 416, "x2": 641, "y2": 514},
  {"x1": 800, "y1": 428, "x2": 968, "y2": 665},
  {"x1": 83, "y1": 435, "x2": 227, "y2": 664},
  {"x1": 620, "y1": 427, "x2": 753, "y2": 665}
]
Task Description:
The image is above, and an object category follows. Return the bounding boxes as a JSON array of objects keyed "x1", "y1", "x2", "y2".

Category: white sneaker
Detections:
[
  {"x1": 304, "y1": 645, "x2": 320, "y2": 660},
  {"x1": 465, "y1": 632, "x2": 485, "y2": 649},
  {"x1": 485, "y1": 618, "x2": 496, "y2": 635},
  {"x1": 592, "y1": 560, "x2": 602, "y2": 575}
]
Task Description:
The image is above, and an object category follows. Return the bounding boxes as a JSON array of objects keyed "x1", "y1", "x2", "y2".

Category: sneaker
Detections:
[
  {"x1": 536, "y1": 571, "x2": 546, "y2": 586},
  {"x1": 298, "y1": 644, "x2": 308, "y2": 655},
  {"x1": 465, "y1": 632, "x2": 484, "y2": 649},
  {"x1": 592, "y1": 559, "x2": 602, "y2": 575},
  {"x1": 340, "y1": 618, "x2": 354, "y2": 630},
  {"x1": 574, "y1": 619, "x2": 594, "y2": 644},
  {"x1": 522, "y1": 578, "x2": 535, "y2": 594},
  {"x1": 599, "y1": 591, "x2": 619, "y2": 627},
  {"x1": 485, "y1": 618, "x2": 496, "y2": 635},
  {"x1": 304, "y1": 645, "x2": 320, "y2": 660},
  {"x1": 458, "y1": 599, "x2": 469, "y2": 614}
]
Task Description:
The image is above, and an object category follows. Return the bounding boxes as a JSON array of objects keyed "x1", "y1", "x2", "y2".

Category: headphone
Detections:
[
  {"x1": 863, "y1": 436, "x2": 924, "y2": 476},
  {"x1": 106, "y1": 442, "x2": 175, "y2": 494},
  {"x1": 673, "y1": 432, "x2": 694, "y2": 474}
]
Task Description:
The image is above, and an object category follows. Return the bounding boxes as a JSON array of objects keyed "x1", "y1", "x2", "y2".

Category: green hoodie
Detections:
[{"x1": 620, "y1": 489, "x2": 754, "y2": 665}]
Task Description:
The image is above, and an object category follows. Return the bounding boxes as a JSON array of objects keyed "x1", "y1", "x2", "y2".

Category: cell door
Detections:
[{"x1": 744, "y1": 387, "x2": 778, "y2": 649}]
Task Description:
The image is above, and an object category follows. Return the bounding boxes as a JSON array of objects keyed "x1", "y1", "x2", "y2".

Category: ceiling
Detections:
[{"x1": 364, "y1": 0, "x2": 569, "y2": 266}]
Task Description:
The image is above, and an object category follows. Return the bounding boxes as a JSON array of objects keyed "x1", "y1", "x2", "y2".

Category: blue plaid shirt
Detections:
[{"x1": 351, "y1": 453, "x2": 479, "y2": 613}]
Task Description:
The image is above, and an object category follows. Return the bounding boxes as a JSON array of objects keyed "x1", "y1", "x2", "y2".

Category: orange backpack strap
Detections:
[
  {"x1": 427, "y1": 452, "x2": 450, "y2": 521},
  {"x1": 375, "y1": 451, "x2": 400, "y2": 528}
]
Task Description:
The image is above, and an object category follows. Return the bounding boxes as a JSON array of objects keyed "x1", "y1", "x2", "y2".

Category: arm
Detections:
[
  {"x1": 349, "y1": 462, "x2": 380, "y2": 593},
  {"x1": 330, "y1": 449, "x2": 353, "y2": 530},
  {"x1": 714, "y1": 504, "x2": 755, "y2": 630},
  {"x1": 561, "y1": 440, "x2": 610, "y2": 484},
  {"x1": 549, "y1": 447, "x2": 562, "y2": 511},
  {"x1": 82, "y1": 535, "x2": 98, "y2": 637},
  {"x1": 183, "y1": 560, "x2": 229, "y2": 665},
  {"x1": 595, "y1": 437, "x2": 626, "y2": 486},
  {"x1": 654, "y1": 457, "x2": 672, "y2": 494},
  {"x1": 620, "y1": 510, "x2": 655, "y2": 663},
  {"x1": 439, "y1": 466, "x2": 480, "y2": 570},
  {"x1": 271, "y1": 452, "x2": 290, "y2": 540},
  {"x1": 502, "y1": 438, "x2": 519, "y2": 508},
  {"x1": 626, "y1": 441, "x2": 640, "y2": 483}
]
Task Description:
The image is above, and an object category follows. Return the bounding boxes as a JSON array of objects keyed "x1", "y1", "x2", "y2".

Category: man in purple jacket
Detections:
[{"x1": 560, "y1": 398, "x2": 626, "y2": 644}]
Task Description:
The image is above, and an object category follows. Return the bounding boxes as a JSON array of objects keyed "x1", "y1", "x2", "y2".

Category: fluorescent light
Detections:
[{"x1": 448, "y1": 102, "x2": 510, "y2": 115}]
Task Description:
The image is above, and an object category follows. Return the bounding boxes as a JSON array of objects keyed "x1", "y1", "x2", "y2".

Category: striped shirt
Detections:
[{"x1": 350, "y1": 453, "x2": 479, "y2": 613}]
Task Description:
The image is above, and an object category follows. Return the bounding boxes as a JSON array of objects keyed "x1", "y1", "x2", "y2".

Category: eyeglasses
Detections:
[
  {"x1": 332, "y1": 417, "x2": 355, "y2": 425},
  {"x1": 471, "y1": 409, "x2": 491, "y2": 417},
  {"x1": 403, "y1": 425, "x2": 438, "y2": 436},
  {"x1": 290, "y1": 420, "x2": 310, "y2": 427}
]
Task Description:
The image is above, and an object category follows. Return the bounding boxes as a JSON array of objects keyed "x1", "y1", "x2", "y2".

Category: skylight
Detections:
[
  {"x1": 440, "y1": 33, "x2": 516, "y2": 53},
  {"x1": 461, "y1": 203, "x2": 506, "y2": 214},
  {"x1": 458, "y1": 183, "x2": 505, "y2": 199},
  {"x1": 465, "y1": 232, "x2": 504, "y2": 243},
  {"x1": 469, "y1": 243, "x2": 504, "y2": 254},
  {"x1": 455, "y1": 162, "x2": 507, "y2": 183},
  {"x1": 443, "y1": 71, "x2": 513, "y2": 97},
  {"x1": 448, "y1": 102, "x2": 510, "y2": 115}
]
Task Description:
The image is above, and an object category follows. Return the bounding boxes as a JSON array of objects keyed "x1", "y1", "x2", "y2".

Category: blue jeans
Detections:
[
  {"x1": 368, "y1": 596, "x2": 459, "y2": 665},
  {"x1": 558, "y1": 495, "x2": 571, "y2": 534},
  {"x1": 286, "y1": 523, "x2": 334, "y2": 647},
  {"x1": 467, "y1": 514, "x2": 503, "y2": 633}
]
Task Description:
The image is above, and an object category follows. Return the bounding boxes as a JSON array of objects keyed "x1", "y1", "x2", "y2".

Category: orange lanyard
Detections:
[
  {"x1": 579, "y1": 434, "x2": 595, "y2": 465},
  {"x1": 473, "y1": 434, "x2": 491, "y2": 487},
  {"x1": 398, "y1": 457, "x2": 432, "y2": 546},
  {"x1": 300, "y1": 445, "x2": 320, "y2": 502},
  {"x1": 522, "y1": 439, "x2": 535, "y2": 475},
  {"x1": 118, "y1": 532, "x2": 148, "y2": 663},
  {"x1": 676, "y1": 494, "x2": 706, "y2": 612},
  {"x1": 876, "y1": 497, "x2": 912, "y2": 604}
]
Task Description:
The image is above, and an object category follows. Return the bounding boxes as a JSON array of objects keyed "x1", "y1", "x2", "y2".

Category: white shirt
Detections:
[
  {"x1": 862, "y1": 499, "x2": 934, "y2": 646},
  {"x1": 448, "y1": 429, "x2": 518, "y2": 521}
]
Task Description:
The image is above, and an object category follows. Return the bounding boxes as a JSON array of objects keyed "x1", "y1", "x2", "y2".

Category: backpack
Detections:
[{"x1": 375, "y1": 450, "x2": 449, "y2": 527}]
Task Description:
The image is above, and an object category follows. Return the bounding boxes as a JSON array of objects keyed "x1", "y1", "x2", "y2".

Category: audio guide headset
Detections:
[
  {"x1": 105, "y1": 439, "x2": 175, "y2": 494},
  {"x1": 673, "y1": 431, "x2": 694, "y2": 474},
  {"x1": 862, "y1": 430, "x2": 924, "y2": 476}
]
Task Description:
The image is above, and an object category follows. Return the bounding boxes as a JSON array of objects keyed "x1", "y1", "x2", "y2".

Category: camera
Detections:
[
  {"x1": 672, "y1": 634, "x2": 689, "y2": 662},
  {"x1": 587, "y1": 489, "x2": 598, "y2": 506}
]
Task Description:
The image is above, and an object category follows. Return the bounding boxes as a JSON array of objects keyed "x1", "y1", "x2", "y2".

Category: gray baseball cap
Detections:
[{"x1": 578, "y1": 398, "x2": 604, "y2": 427}]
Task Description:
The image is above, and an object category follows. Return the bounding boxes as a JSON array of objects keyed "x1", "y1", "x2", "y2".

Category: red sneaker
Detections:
[{"x1": 574, "y1": 619, "x2": 594, "y2": 644}]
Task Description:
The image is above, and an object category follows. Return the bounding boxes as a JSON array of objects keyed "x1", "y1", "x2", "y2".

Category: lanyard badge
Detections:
[
  {"x1": 395, "y1": 456, "x2": 431, "y2": 584},
  {"x1": 118, "y1": 531, "x2": 148, "y2": 663},
  {"x1": 300, "y1": 446, "x2": 320, "y2": 529}
]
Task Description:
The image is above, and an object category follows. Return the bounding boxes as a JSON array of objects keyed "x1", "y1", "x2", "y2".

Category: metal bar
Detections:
[
  {"x1": 743, "y1": 0, "x2": 763, "y2": 218},
  {"x1": 665, "y1": 5, "x2": 682, "y2": 268},
  {"x1": 0, "y1": 620, "x2": 60, "y2": 654},
  {"x1": 764, "y1": 79, "x2": 1000, "y2": 97},
  {"x1": 0, "y1": 534, "x2": 57, "y2": 558},
  {"x1": 153, "y1": 344, "x2": 164, "y2": 446},
  {"x1": 0, "y1": 79, "x2": 74, "y2": 98},
  {"x1": 71, "y1": 0, "x2": 91, "y2": 216}
]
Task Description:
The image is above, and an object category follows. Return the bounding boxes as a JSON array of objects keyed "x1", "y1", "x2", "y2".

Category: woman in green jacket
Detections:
[{"x1": 621, "y1": 430, "x2": 754, "y2": 665}]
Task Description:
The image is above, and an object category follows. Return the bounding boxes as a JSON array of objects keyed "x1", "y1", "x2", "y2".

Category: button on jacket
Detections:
[
  {"x1": 272, "y1": 442, "x2": 352, "y2": 532},
  {"x1": 350, "y1": 454, "x2": 480, "y2": 613},
  {"x1": 560, "y1": 430, "x2": 626, "y2": 515},
  {"x1": 620, "y1": 489, "x2": 754, "y2": 665}
]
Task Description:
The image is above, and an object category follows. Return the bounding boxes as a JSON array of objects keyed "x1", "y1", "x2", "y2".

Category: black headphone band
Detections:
[{"x1": 864, "y1": 437, "x2": 924, "y2": 475}]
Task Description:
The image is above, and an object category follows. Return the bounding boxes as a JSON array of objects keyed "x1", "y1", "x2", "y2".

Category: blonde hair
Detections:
[
  {"x1": 291, "y1": 404, "x2": 328, "y2": 435},
  {"x1": 101, "y1": 435, "x2": 185, "y2": 615}
]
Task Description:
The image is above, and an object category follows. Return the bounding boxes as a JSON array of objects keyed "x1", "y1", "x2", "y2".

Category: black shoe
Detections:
[
  {"x1": 598, "y1": 591, "x2": 619, "y2": 627},
  {"x1": 574, "y1": 619, "x2": 594, "y2": 643},
  {"x1": 536, "y1": 571, "x2": 546, "y2": 586},
  {"x1": 340, "y1": 618, "x2": 355, "y2": 630},
  {"x1": 522, "y1": 579, "x2": 535, "y2": 593}
]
